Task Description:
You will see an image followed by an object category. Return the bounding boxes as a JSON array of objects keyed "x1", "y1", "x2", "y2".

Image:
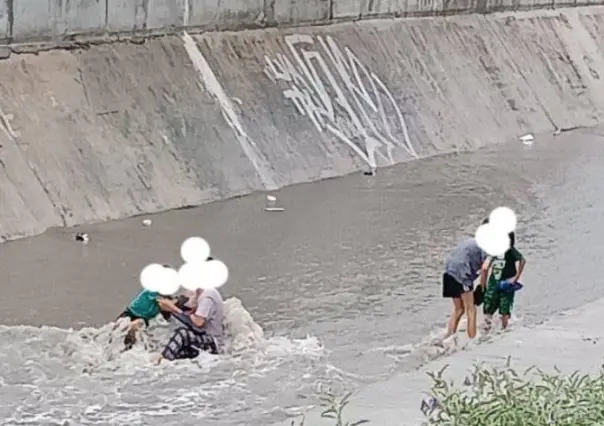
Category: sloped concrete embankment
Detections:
[
  {"x1": 1, "y1": 7, "x2": 604, "y2": 241},
  {"x1": 272, "y1": 296, "x2": 604, "y2": 426}
]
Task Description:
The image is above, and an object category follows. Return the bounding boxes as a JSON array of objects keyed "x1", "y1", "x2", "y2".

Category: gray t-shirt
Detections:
[
  {"x1": 444, "y1": 238, "x2": 487, "y2": 289},
  {"x1": 194, "y1": 288, "x2": 225, "y2": 349}
]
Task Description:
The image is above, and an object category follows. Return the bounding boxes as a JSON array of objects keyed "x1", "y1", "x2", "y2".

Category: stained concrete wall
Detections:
[
  {"x1": 1, "y1": 6, "x2": 604, "y2": 241},
  {"x1": 1, "y1": 0, "x2": 604, "y2": 43}
]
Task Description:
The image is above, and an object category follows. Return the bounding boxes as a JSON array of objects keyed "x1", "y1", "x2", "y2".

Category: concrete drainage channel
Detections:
[{"x1": 1, "y1": 1, "x2": 604, "y2": 243}]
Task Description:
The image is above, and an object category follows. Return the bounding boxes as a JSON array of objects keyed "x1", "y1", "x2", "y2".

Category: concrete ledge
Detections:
[
  {"x1": 274, "y1": 297, "x2": 604, "y2": 426},
  {"x1": 272, "y1": 0, "x2": 331, "y2": 25},
  {"x1": 187, "y1": 0, "x2": 265, "y2": 29},
  {"x1": 3, "y1": 0, "x2": 604, "y2": 44},
  {"x1": 12, "y1": 0, "x2": 107, "y2": 41},
  {"x1": 105, "y1": 0, "x2": 148, "y2": 33},
  {"x1": 0, "y1": 0, "x2": 9, "y2": 41}
]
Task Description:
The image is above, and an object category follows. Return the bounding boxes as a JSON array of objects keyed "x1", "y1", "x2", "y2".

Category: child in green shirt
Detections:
[
  {"x1": 116, "y1": 265, "x2": 189, "y2": 350},
  {"x1": 117, "y1": 289, "x2": 166, "y2": 350},
  {"x1": 482, "y1": 232, "x2": 527, "y2": 330}
]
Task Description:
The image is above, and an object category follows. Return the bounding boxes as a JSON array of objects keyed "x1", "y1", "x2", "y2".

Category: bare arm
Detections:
[
  {"x1": 157, "y1": 298, "x2": 183, "y2": 314},
  {"x1": 157, "y1": 298, "x2": 206, "y2": 327},
  {"x1": 513, "y1": 259, "x2": 526, "y2": 282},
  {"x1": 479, "y1": 257, "x2": 493, "y2": 288},
  {"x1": 189, "y1": 314, "x2": 206, "y2": 328}
]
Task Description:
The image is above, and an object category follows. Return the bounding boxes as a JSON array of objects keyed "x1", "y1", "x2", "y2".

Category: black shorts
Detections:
[
  {"x1": 117, "y1": 309, "x2": 150, "y2": 327},
  {"x1": 442, "y1": 273, "x2": 472, "y2": 298}
]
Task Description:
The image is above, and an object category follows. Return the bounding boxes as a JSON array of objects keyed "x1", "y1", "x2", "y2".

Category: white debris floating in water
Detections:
[
  {"x1": 519, "y1": 134, "x2": 534, "y2": 145},
  {"x1": 142, "y1": 219, "x2": 152, "y2": 227},
  {"x1": 265, "y1": 194, "x2": 284, "y2": 212}
]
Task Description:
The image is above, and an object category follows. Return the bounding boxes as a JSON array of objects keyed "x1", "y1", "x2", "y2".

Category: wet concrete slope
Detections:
[{"x1": 1, "y1": 7, "x2": 604, "y2": 241}]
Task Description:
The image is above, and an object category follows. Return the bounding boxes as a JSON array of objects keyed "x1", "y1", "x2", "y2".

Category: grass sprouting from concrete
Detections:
[
  {"x1": 422, "y1": 356, "x2": 604, "y2": 425},
  {"x1": 290, "y1": 356, "x2": 604, "y2": 426},
  {"x1": 291, "y1": 390, "x2": 370, "y2": 426}
]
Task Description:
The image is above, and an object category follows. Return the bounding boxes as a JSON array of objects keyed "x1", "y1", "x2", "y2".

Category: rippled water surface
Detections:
[{"x1": 1, "y1": 128, "x2": 604, "y2": 425}]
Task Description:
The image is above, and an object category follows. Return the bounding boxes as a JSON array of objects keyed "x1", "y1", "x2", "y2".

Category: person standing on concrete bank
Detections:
[
  {"x1": 442, "y1": 219, "x2": 490, "y2": 339},
  {"x1": 155, "y1": 286, "x2": 225, "y2": 364}
]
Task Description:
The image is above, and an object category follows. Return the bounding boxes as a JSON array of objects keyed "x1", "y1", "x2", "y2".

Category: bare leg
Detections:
[
  {"x1": 461, "y1": 291, "x2": 477, "y2": 339},
  {"x1": 124, "y1": 319, "x2": 145, "y2": 350},
  {"x1": 501, "y1": 314, "x2": 510, "y2": 330},
  {"x1": 446, "y1": 298, "x2": 465, "y2": 338},
  {"x1": 483, "y1": 314, "x2": 493, "y2": 331},
  {"x1": 109, "y1": 317, "x2": 129, "y2": 345}
]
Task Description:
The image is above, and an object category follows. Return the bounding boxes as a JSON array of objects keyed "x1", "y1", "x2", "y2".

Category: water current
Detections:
[{"x1": 1, "y1": 128, "x2": 603, "y2": 425}]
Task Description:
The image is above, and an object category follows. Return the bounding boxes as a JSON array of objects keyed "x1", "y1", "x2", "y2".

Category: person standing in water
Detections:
[
  {"x1": 482, "y1": 232, "x2": 526, "y2": 330},
  {"x1": 442, "y1": 219, "x2": 491, "y2": 339}
]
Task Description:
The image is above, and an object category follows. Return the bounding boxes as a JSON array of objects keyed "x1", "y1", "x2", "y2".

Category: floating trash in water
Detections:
[
  {"x1": 265, "y1": 194, "x2": 284, "y2": 212},
  {"x1": 519, "y1": 134, "x2": 534, "y2": 145},
  {"x1": 142, "y1": 219, "x2": 152, "y2": 227},
  {"x1": 363, "y1": 167, "x2": 377, "y2": 176},
  {"x1": 75, "y1": 232, "x2": 89, "y2": 244}
]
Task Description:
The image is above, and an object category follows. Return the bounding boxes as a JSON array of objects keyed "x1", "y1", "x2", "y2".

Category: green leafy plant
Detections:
[
  {"x1": 290, "y1": 390, "x2": 370, "y2": 426},
  {"x1": 422, "y1": 357, "x2": 604, "y2": 426},
  {"x1": 319, "y1": 391, "x2": 370, "y2": 426}
]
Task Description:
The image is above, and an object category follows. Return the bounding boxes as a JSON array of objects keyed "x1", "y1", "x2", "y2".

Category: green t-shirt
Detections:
[
  {"x1": 488, "y1": 248, "x2": 524, "y2": 287},
  {"x1": 127, "y1": 290, "x2": 160, "y2": 320}
]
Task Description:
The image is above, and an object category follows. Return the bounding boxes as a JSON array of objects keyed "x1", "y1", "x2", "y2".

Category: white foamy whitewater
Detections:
[{"x1": 0, "y1": 298, "x2": 328, "y2": 426}]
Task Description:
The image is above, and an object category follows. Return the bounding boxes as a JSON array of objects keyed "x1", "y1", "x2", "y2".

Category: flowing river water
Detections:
[{"x1": 1, "y1": 128, "x2": 604, "y2": 425}]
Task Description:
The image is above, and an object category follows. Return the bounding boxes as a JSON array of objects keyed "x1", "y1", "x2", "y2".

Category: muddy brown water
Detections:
[{"x1": 1, "y1": 128, "x2": 604, "y2": 425}]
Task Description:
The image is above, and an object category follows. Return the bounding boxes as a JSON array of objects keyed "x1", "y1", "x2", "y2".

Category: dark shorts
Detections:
[
  {"x1": 442, "y1": 273, "x2": 473, "y2": 298},
  {"x1": 117, "y1": 309, "x2": 150, "y2": 327}
]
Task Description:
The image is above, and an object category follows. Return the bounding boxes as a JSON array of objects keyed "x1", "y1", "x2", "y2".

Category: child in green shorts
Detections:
[{"x1": 483, "y1": 232, "x2": 527, "y2": 330}]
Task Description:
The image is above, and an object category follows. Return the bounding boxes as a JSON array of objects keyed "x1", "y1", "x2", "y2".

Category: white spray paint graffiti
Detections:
[
  {"x1": 264, "y1": 34, "x2": 417, "y2": 170},
  {"x1": 182, "y1": 32, "x2": 276, "y2": 189}
]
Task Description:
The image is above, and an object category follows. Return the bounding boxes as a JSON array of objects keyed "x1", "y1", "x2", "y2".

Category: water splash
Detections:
[{"x1": 0, "y1": 298, "x2": 326, "y2": 425}]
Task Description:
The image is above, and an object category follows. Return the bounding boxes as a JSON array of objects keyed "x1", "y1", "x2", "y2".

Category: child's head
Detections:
[{"x1": 157, "y1": 264, "x2": 176, "y2": 297}]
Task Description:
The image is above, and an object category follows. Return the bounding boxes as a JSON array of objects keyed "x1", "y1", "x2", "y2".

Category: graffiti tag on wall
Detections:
[{"x1": 264, "y1": 34, "x2": 417, "y2": 170}]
